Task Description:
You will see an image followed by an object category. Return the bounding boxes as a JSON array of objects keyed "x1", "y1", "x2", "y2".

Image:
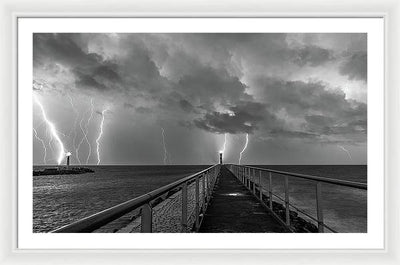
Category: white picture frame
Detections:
[{"x1": 1, "y1": 0, "x2": 399, "y2": 264}]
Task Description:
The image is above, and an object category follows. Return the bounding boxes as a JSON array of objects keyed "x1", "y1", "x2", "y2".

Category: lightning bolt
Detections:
[
  {"x1": 219, "y1": 133, "x2": 227, "y2": 154},
  {"x1": 33, "y1": 94, "x2": 66, "y2": 165},
  {"x1": 96, "y1": 108, "x2": 108, "y2": 165},
  {"x1": 85, "y1": 99, "x2": 94, "y2": 164},
  {"x1": 67, "y1": 95, "x2": 80, "y2": 147},
  {"x1": 33, "y1": 128, "x2": 47, "y2": 164},
  {"x1": 76, "y1": 99, "x2": 94, "y2": 165},
  {"x1": 47, "y1": 128, "x2": 54, "y2": 155},
  {"x1": 161, "y1": 127, "x2": 168, "y2": 165},
  {"x1": 75, "y1": 116, "x2": 85, "y2": 164},
  {"x1": 238, "y1": 133, "x2": 249, "y2": 165},
  {"x1": 338, "y1": 145, "x2": 352, "y2": 161}
]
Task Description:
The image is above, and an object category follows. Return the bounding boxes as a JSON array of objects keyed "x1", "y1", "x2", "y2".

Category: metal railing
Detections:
[
  {"x1": 227, "y1": 164, "x2": 367, "y2": 233},
  {"x1": 52, "y1": 164, "x2": 221, "y2": 233}
]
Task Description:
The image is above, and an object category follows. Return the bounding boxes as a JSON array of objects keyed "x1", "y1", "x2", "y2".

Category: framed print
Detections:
[
  {"x1": 18, "y1": 16, "x2": 383, "y2": 248},
  {"x1": 1, "y1": 0, "x2": 400, "y2": 264}
]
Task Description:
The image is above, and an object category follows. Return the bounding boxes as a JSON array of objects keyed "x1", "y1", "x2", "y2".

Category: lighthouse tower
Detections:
[{"x1": 65, "y1": 152, "x2": 72, "y2": 169}]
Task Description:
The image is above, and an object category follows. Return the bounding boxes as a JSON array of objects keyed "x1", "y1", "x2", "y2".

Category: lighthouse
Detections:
[
  {"x1": 65, "y1": 152, "x2": 72, "y2": 169},
  {"x1": 219, "y1": 152, "x2": 223, "y2": 164}
]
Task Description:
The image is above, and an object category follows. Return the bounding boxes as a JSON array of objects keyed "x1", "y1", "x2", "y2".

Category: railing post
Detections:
[
  {"x1": 214, "y1": 167, "x2": 217, "y2": 185},
  {"x1": 247, "y1": 168, "x2": 250, "y2": 188},
  {"x1": 259, "y1": 170, "x2": 262, "y2": 200},
  {"x1": 250, "y1": 168, "x2": 252, "y2": 189},
  {"x1": 247, "y1": 168, "x2": 249, "y2": 188},
  {"x1": 244, "y1": 167, "x2": 246, "y2": 186},
  {"x1": 211, "y1": 168, "x2": 214, "y2": 186},
  {"x1": 206, "y1": 172, "x2": 209, "y2": 200},
  {"x1": 195, "y1": 175, "x2": 200, "y2": 230},
  {"x1": 249, "y1": 168, "x2": 252, "y2": 189},
  {"x1": 243, "y1": 167, "x2": 245, "y2": 185},
  {"x1": 253, "y1": 169, "x2": 256, "y2": 194},
  {"x1": 284, "y1": 175, "x2": 290, "y2": 226},
  {"x1": 249, "y1": 168, "x2": 252, "y2": 190},
  {"x1": 141, "y1": 203, "x2": 152, "y2": 233},
  {"x1": 181, "y1": 182, "x2": 188, "y2": 232},
  {"x1": 208, "y1": 172, "x2": 212, "y2": 197},
  {"x1": 269, "y1": 172, "x2": 273, "y2": 210},
  {"x1": 316, "y1": 181, "x2": 324, "y2": 233},
  {"x1": 202, "y1": 173, "x2": 206, "y2": 209}
]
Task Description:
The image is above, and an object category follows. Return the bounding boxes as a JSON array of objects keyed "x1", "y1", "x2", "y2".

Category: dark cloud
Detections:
[
  {"x1": 175, "y1": 60, "x2": 251, "y2": 109},
  {"x1": 135, "y1": 106, "x2": 153, "y2": 114},
  {"x1": 194, "y1": 112, "x2": 255, "y2": 134},
  {"x1": 192, "y1": 101, "x2": 275, "y2": 134},
  {"x1": 269, "y1": 129, "x2": 319, "y2": 139},
  {"x1": 34, "y1": 33, "x2": 123, "y2": 92},
  {"x1": 179, "y1": 99, "x2": 195, "y2": 112},
  {"x1": 33, "y1": 33, "x2": 91, "y2": 67},
  {"x1": 254, "y1": 77, "x2": 367, "y2": 139},
  {"x1": 256, "y1": 77, "x2": 359, "y2": 115},
  {"x1": 292, "y1": 45, "x2": 333, "y2": 67},
  {"x1": 93, "y1": 65, "x2": 121, "y2": 82},
  {"x1": 73, "y1": 70, "x2": 107, "y2": 90},
  {"x1": 119, "y1": 43, "x2": 166, "y2": 93},
  {"x1": 33, "y1": 33, "x2": 166, "y2": 94},
  {"x1": 304, "y1": 115, "x2": 335, "y2": 133},
  {"x1": 123, "y1": 103, "x2": 134, "y2": 109},
  {"x1": 305, "y1": 114, "x2": 366, "y2": 135},
  {"x1": 339, "y1": 51, "x2": 367, "y2": 81},
  {"x1": 349, "y1": 119, "x2": 367, "y2": 128},
  {"x1": 305, "y1": 115, "x2": 334, "y2": 127}
]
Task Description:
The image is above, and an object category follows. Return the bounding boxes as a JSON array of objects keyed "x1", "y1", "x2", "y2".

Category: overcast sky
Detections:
[{"x1": 32, "y1": 33, "x2": 367, "y2": 165}]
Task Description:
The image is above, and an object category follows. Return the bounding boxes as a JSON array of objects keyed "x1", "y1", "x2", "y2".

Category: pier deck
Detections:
[{"x1": 199, "y1": 166, "x2": 287, "y2": 233}]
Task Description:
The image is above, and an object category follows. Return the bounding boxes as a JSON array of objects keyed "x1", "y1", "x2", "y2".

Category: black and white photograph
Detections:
[
  {"x1": 0, "y1": 0, "x2": 399, "y2": 262},
  {"x1": 31, "y1": 31, "x2": 369, "y2": 234}
]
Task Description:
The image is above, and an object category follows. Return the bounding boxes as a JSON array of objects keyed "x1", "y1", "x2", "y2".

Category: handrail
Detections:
[
  {"x1": 52, "y1": 164, "x2": 220, "y2": 233},
  {"x1": 227, "y1": 164, "x2": 367, "y2": 233},
  {"x1": 231, "y1": 164, "x2": 367, "y2": 190},
  {"x1": 269, "y1": 190, "x2": 337, "y2": 232}
]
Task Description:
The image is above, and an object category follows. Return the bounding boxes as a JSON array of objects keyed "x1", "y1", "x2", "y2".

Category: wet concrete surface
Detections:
[{"x1": 199, "y1": 166, "x2": 288, "y2": 233}]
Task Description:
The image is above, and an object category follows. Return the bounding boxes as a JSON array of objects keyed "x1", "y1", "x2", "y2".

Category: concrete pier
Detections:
[{"x1": 199, "y1": 166, "x2": 287, "y2": 233}]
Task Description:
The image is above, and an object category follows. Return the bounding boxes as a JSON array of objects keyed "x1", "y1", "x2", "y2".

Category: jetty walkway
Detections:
[
  {"x1": 51, "y1": 163, "x2": 367, "y2": 233},
  {"x1": 199, "y1": 166, "x2": 286, "y2": 232}
]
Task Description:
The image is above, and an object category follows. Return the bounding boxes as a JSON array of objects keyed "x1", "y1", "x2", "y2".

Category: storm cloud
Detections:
[
  {"x1": 292, "y1": 45, "x2": 334, "y2": 67},
  {"x1": 339, "y1": 51, "x2": 368, "y2": 82},
  {"x1": 33, "y1": 33, "x2": 368, "y2": 165},
  {"x1": 193, "y1": 101, "x2": 273, "y2": 134}
]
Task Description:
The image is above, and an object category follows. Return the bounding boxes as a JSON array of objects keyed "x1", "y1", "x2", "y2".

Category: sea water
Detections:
[{"x1": 33, "y1": 165, "x2": 367, "y2": 233}]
